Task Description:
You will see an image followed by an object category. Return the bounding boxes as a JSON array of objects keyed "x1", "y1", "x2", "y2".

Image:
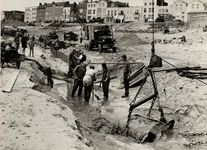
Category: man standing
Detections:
[
  {"x1": 14, "y1": 33, "x2": 20, "y2": 51},
  {"x1": 71, "y1": 61, "x2": 87, "y2": 97},
  {"x1": 83, "y1": 66, "x2": 96, "y2": 102},
  {"x1": 21, "y1": 32, "x2": 29, "y2": 56},
  {"x1": 121, "y1": 55, "x2": 131, "y2": 98},
  {"x1": 68, "y1": 48, "x2": 78, "y2": 77},
  {"x1": 101, "y1": 63, "x2": 110, "y2": 100},
  {"x1": 28, "y1": 36, "x2": 36, "y2": 57}
]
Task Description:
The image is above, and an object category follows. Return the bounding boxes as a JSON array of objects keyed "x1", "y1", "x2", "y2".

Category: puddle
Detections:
[{"x1": 42, "y1": 80, "x2": 206, "y2": 150}]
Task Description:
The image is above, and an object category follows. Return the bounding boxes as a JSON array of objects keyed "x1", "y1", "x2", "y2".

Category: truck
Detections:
[{"x1": 84, "y1": 24, "x2": 116, "y2": 53}]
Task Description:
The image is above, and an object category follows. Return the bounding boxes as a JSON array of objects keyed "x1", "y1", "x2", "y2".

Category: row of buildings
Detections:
[{"x1": 4, "y1": 0, "x2": 207, "y2": 24}]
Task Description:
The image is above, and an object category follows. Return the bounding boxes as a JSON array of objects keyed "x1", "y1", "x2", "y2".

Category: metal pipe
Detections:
[{"x1": 130, "y1": 92, "x2": 157, "y2": 111}]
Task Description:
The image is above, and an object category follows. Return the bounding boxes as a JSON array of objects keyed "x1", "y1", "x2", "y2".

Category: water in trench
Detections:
[{"x1": 43, "y1": 80, "x2": 206, "y2": 150}]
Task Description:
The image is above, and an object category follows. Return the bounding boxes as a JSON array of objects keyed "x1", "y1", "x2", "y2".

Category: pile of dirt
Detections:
[
  {"x1": 116, "y1": 33, "x2": 147, "y2": 50},
  {"x1": 1, "y1": 20, "x2": 27, "y2": 27}
]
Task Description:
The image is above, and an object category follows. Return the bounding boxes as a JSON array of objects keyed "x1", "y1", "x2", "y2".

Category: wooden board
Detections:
[{"x1": 2, "y1": 70, "x2": 20, "y2": 93}]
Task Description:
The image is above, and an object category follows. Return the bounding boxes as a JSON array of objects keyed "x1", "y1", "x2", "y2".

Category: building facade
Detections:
[
  {"x1": 25, "y1": 6, "x2": 37, "y2": 22},
  {"x1": 142, "y1": 0, "x2": 167, "y2": 21},
  {"x1": 4, "y1": 11, "x2": 24, "y2": 22},
  {"x1": 36, "y1": 3, "x2": 46, "y2": 23},
  {"x1": 158, "y1": 5, "x2": 171, "y2": 17},
  {"x1": 187, "y1": 0, "x2": 205, "y2": 13},
  {"x1": 171, "y1": 0, "x2": 188, "y2": 21},
  {"x1": 78, "y1": 0, "x2": 88, "y2": 19},
  {"x1": 105, "y1": 1, "x2": 129, "y2": 23},
  {"x1": 62, "y1": 5, "x2": 71, "y2": 22},
  {"x1": 118, "y1": 7, "x2": 142, "y2": 22},
  {"x1": 44, "y1": 1, "x2": 69, "y2": 22},
  {"x1": 97, "y1": 0, "x2": 107, "y2": 18},
  {"x1": 86, "y1": 2, "x2": 98, "y2": 21}
]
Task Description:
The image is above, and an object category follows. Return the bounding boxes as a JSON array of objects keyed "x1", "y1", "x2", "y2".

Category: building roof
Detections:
[
  {"x1": 188, "y1": 0, "x2": 206, "y2": 4},
  {"x1": 188, "y1": 10, "x2": 207, "y2": 13}
]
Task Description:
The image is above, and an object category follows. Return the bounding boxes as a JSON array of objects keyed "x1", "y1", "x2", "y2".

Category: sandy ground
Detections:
[{"x1": 1, "y1": 24, "x2": 207, "y2": 150}]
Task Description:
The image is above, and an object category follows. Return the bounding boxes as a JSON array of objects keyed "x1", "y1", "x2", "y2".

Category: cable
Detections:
[{"x1": 158, "y1": 55, "x2": 207, "y2": 85}]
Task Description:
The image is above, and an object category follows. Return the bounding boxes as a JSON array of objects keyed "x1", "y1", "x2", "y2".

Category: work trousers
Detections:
[
  {"x1": 68, "y1": 61, "x2": 76, "y2": 77},
  {"x1": 123, "y1": 72, "x2": 129, "y2": 96},
  {"x1": 72, "y1": 79, "x2": 83, "y2": 96},
  {"x1": 84, "y1": 84, "x2": 93, "y2": 102},
  {"x1": 102, "y1": 79, "x2": 110, "y2": 99}
]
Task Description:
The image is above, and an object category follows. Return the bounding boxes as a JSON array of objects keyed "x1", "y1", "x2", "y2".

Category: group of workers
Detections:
[
  {"x1": 71, "y1": 54, "x2": 132, "y2": 102},
  {"x1": 13, "y1": 32, "x2": 36, "y2": 57}
]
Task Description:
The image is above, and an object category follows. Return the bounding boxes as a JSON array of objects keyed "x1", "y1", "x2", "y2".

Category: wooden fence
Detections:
[{"x1": 50, "y1": 48, "x2": 68, "y2": 63}]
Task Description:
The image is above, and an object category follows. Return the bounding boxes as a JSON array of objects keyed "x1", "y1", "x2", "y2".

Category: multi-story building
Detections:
[
  {"x1": 36, "y1": 3, "x2": 46, "y2": 23},
  {"x1": 45, "y1": 1, "x2": 69, "y2": 22},
  {"x1": 142, "y1": 0, "x2": 168, "y2": 21},
  {"x1": 157, "y1": 6, "x2": 171, "y2": 17},
  {"x1": 86, "y1": 1, "x2": 98, "y2": 21},
  {"x1": 171, "y1": 0, "x2": 188, "y2": 21},
  {"x1": 97, "y1": 0, "x2": 108, "y2": 18},
  {"x1": 187, "y1": 0, "x2": 205, "y2": 13},
  {"x1": 118, "y1": 6, "x2": 142, "y2": 22},
  {"x1": 25, "y1": 6, "x2": 37, "y2": 23},
  {"x1": 68, "y1": 3, "x2": 79, "y2": 22},
  {"x1": 62, "y1": 3, "x2": 71, "y2": 22},
  {"x1": 78, "y1": 0, "x2": 88, "y2": 19},
  {"x1": 3, "y1": 11, "x2": 24, "y2": 22},
  {"x1": 106, "y1": 1, "x2": 129, "y2": 23}
]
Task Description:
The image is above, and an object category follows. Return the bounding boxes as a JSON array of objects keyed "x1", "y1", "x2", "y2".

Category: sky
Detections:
[{"x1": 1, "y1": 0, "x2": 207, "y2": 11}]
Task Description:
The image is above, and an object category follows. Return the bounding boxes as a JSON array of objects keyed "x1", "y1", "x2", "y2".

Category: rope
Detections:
[{"x1": 158, "y1": 55, "x2": 207, "y2": 85}]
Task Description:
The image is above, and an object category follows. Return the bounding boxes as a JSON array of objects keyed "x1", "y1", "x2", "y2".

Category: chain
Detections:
[
  {"x1": 124, "y1": 110, "x2": 132, "y2": 136},
  {"x1": 181, "y1": 132, "x2": 207, "y2": 137},
  {"x1": 184, "y1": 140, "x2": 207, "y2": 147}
]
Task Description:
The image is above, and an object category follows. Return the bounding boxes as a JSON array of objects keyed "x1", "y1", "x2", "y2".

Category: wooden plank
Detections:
[
  {"x1": 2, "y1": 70, "x2": 20, "y2": 93},
  {"x1": 154, "y1": 66, "x2": 201, "y2": 72}
]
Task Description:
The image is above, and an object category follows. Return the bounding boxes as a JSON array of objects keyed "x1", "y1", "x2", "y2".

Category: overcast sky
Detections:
[{"x1": 1, "y1": 0, "x2": 207, "y2": 11}]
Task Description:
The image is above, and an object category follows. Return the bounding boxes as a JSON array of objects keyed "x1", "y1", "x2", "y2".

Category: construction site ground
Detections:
[{"x1": 1, "y1": 23, "x2": 207, "y2": 150}]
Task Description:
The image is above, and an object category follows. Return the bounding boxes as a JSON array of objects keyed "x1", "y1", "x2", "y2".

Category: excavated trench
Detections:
[{"x1": 28, "y1": 58, "x2": 207, "y2": 150}]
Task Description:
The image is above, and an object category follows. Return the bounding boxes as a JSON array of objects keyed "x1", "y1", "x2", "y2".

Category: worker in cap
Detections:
[
  {"x1": 71, "y1": 61, "x2": 88, "y2": 97},
  {"x1": 101, "y1": 63, "x2": 110, "y2": 101},
  {"x1": 121, "y1": 55, "x2": 132, "y2": 98},
  {"x1": 68, "y1": 47, "x2": 78, "y2": 77}
]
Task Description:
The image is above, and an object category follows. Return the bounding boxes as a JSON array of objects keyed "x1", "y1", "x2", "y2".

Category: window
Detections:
[
  {"x1": 99, "y1": 3, "x2": 101, "y2": 7},
  {"x1": 144, "y1": 14, "x2": 146, "y2": 19},
  {"x1": 115, "y1": 10, "x2": 117, "y2": 16},
  {"x1": 197, "y1": 4, "x2": 199, "y2": 9},
  {"x1": 182, "y1": 12, "x2": 184, "y2": 14},
  {"x1": 103, "y1": 8, "x2": 106, "y2": 13},
  {"x1": 166, "y1": 9, "x2": 168, "y2": 12},
  {"x1": 88, "y1": 4, "x2": 90, "y2": 7},
  {"x1": 102, "y1": 3, "x2": 105, "y2": 7},
  {"x1": 180, "y1": 4, "x2": 182, "y2": 6},
  {"x1": 159, "y1": 9, "x2": 161, "y2": 12},
  {"x1": 135, "y1": 10, "x2": 139, "y2": 15},
  {"x1": 93, "y1": 10, "x2": 95, "y2": 14},
  {"x1": 94, "y1": 4, "x2": 96, "y2": 7},
  {"x1": 144, "y1": 8, "x2": 146, "y2": 13},
  {"x1": 111, "y1": 10, "x2": 113, "y2": 15},
  {"x1": 149, "y1": 2, "x2": 151, "y2": 6},
  {"x1": 88, "y1": 10, "x2": 92, "y2": 14},
  {"x1": 148, "y1": 14, "x2": 151, "y2": 19},
  {"x1": 152, "y1": 2, "x2": 154, "y2": 5},
  {"x1": 149, "y1": 8, "x2": 151, "y2": 12},
  {"x1": 108, "y1": 10, "x2": 110, "y2": 15},
  {"x1": 152, "y1": 8, "x2": 154, "y2": 12},
  {"x1": 144, "y1": 3, "x2": 147, "y2": 6}
]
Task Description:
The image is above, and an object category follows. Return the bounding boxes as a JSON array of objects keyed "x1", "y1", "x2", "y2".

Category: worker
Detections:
[
  {"x1": 28, "y1": 36, "x2": 36, "y2": 57},
  {"x1": 101, "y1": 63, "x2": 110, "y2": 101},
  {"x1": 45, "y1": 67, "x2": 53, "y2": 88},
  {"x1": 83, "y1": 66, "x2": 96, "y2": 102},
  {"x1": 21, "y1": 32, "x2": 29, "y2": 56},
  {"x1": 178, "y1": 35, "x2": 189, "y2": 47},
  {"x1": 71, "y1": 61, "x2": 88, "y2": 97},
  {"x1": 79, "y1": 29, "x2": 83, "y2": 45},
  {"x1": 68, "y1": 48, "x2": 78, "y2": 77},
  {"x1": 14, "y1": 33, "x2": 20, "y2": 51},
  {"x1": 121, "y1": 55, "x2": 132, "y2": 98}
]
